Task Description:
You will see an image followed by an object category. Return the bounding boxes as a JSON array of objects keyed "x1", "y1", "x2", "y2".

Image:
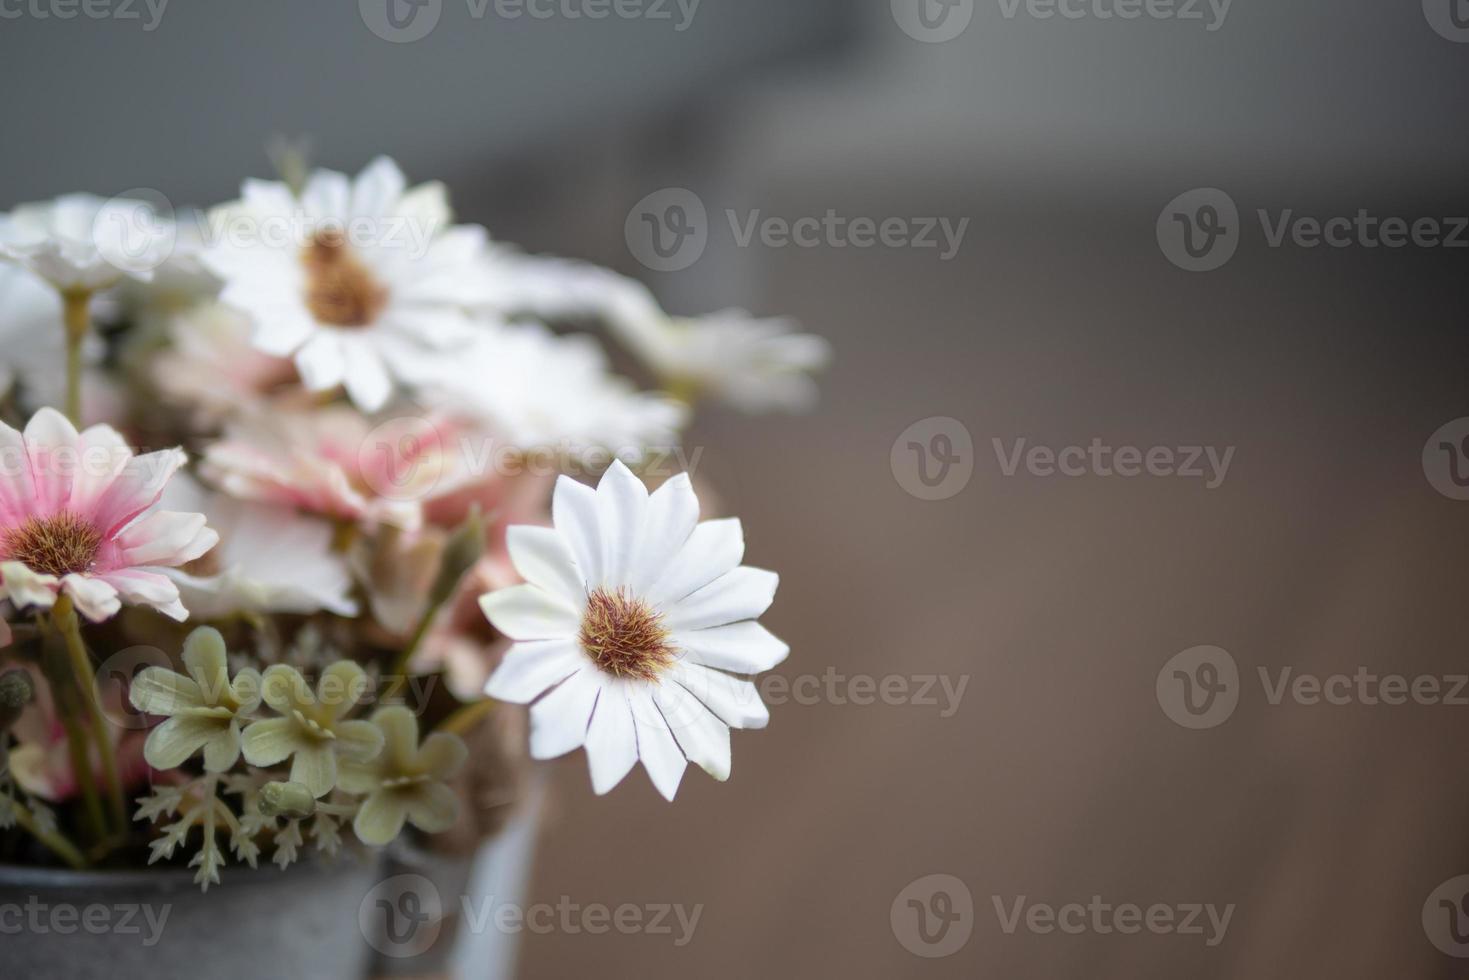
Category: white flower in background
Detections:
[
  {"x1": 469, "y1": 252, "x2": 829, "y2": 413},
  {"x1": 0, "y1": 265, "x2": 102, "y2": 410},
  {"x1": 159, "y1": 474, "x2": 357, "y2": 620},
  {"x1": 0, "y1": 193, "x2": 174, "y2": 291},
  {"x1": 0, "y1": 409, "x2": 217, "y2": 622},
  {"x1": 622, "y1": 310, "x2": 830, "y2": 413},
  {"x1": 203, "y1": 156, "x2": 491, "y2": 411},
  {"x1": 421, "y1": 322, "x2": 686, "y2": 463},
  {"x1": 480, "y1": 461, "x2": 787, "y2": 800}
]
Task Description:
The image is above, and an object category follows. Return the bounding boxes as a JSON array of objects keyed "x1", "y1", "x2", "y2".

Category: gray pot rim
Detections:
[{"x1": 0, "y1": 853, "x2": 375, "y2": 891}]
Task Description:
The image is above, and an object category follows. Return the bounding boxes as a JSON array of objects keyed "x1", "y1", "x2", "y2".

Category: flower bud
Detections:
[
  {"x1": 0, "y1": 669, "x2": 35, "y2": 732},
  {"x1": 257, "y1": 781, "x2": 317, "y2": 819},
  {"x1": 430, "y1": 506, "x2": 486, "y2": 607}
]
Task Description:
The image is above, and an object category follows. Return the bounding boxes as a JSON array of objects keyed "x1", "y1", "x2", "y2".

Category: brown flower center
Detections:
[
  {"x1": 578, "y1": 588, "x2": 675, "y2": 682},
  {"x1": 301, "y1": 229, "x2": 388, "y2": 328},
  {"x1": 2, "y1": 512, "x2": 104, "y2": 577}
]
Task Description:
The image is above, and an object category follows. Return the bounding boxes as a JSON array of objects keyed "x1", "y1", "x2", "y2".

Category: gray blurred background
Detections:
[{"x1": 5, "y1": 1, "x2": 1469, "y2": 976}]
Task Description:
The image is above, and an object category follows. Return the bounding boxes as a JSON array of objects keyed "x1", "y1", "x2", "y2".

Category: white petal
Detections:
[
  {"x1": 527, "y1": 668, "x2": 600, "y2": 760},
  {"x1": 300, "y1": 169, "x2": 351, "y2": 220},
  {"x1": 664, "y1": 567, "x2": 779, "y2": 632},
  {"x1": 628, "y1": 473, "x2": 698, "y2": 594},
  {"x1": 484, "y1": 639, "x2": 585, "y2": 703},
  {"x1": 351, "y1": 157, "x2": 407, "y2": 218},
  {"x1": 595, "y1": 460, "x2": 648, "y2": 589},
  {"x1": 644, "y1": 518, "x2": 744, "y2": 608},
  {"x1": 479, "y1": 584, "x2": 579, "y2": 641},
  {"x1": 505, "y1": 525, "x2": 585, "y2": 607},
  {"x1": 294, "y1": 333, "x2": 346, "y2": 392},
  {"x1": 61, "y1": 574, "x2": 121, "y2": 622},
  {"x1": 673, "y1": 621, "x2": 789, "y2": 674},
  {"x1": 653, "y1": 682, "x2": 731, "y2": 781},
  {"x1": 583, "y1": 683, "x2": 638, "y2": 795},
  {"x1": 551, "y1": 475, "x2": 603, "y2": 588},
  {"x1": 628, "y1": 687, "x2": 686, "y2": 801},
  {"x1": 668, "y1": 661, "x2": 769, "y2": 730},
  {"x1": 341, "y1": 340, "x2": 392, "y2": 412}
]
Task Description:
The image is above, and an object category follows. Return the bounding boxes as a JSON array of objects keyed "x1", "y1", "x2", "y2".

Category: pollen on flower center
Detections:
[
  {"x1": 301, "y1": 229, "x2": 388, "y2": 328},
  {"x1": 2, "y1": 512, "x2": 104, "y2": 577},
  {"x1": 578, "y1": 588, "x2": 675, "y2": 682}
]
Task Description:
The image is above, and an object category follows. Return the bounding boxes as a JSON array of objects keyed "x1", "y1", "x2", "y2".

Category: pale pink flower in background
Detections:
[
  {"x1": 8, "y1": 664, "x2": 150, "y2": 803},
  {"x1": 151, "y1": 302, "x2": 297, "y2": 424},
  {"x1": 160, "y1": 474, "x2": 357, "y2": 620},
  {"x1": 203, "y1": 157, "x2": 492, "y2": 411},
  {"x1": 0, "y1": 409, "x2": 217, "y2": 622},
  {"x1": 202, "y1": 406, "x2": 476, "y2": 532},
  {"x1": 480, "y1": 462, "x2": 787, "y2": 800}
]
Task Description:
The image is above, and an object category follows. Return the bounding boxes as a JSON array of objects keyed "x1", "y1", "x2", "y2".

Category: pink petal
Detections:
[
  {"x1": 111, "y1": 511, "x2": 218, "y2": 568},
  {"x1": 23, "y1": 408, "x2": 81, "y2": 518},
  {"x1": 0, "y1": 418, "x2": 37, "y2": 525},
  {"x1": 90, "y1": 448, "x2": 187, "y2": 536},
  {"x1": 65, "y1": 424, "x2": 134, "y2": 521}
]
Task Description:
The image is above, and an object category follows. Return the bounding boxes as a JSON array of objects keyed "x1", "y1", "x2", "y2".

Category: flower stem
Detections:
[
  {"x1": 52, "y1": 683, "x2": 107, "y2": 843},
  {"x1": 437, "y1": 697, "x2": 496, "y2": 737},
  {"x1": 381, "y1": 595, "x2": 444, "y2": 705},
  {"x1": 61, "y1": 290, "x2": 91, "y2": 425},
  {"x1": 12, "y1": 800, "x2": 88, "y2": 870},
  {"x1": 52, "y1": 595, "x2": 127, "y2": 833}
]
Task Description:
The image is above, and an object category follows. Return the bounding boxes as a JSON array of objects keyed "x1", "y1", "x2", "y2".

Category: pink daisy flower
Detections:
[
  {"x1": 0, "y1": 408, "x2": 218, "y2": 623},
  {"x1": 201, "y1": 406, "x2": 477, "y2": 532}
]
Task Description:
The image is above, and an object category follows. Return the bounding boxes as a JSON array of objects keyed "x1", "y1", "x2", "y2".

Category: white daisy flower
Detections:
[
  {"x1": 420, "y1": 322, "x2": 686, "y2": 464},
  {"x1": 202, "y1": 156, "x2": 491, "y2": 411},
  {"x1": 0, "y1": 193, "x2": 174, "y2": 291},
  {"x1": 479, "y1": 461, "x2": 787, "y2": 800},
  {"x1": 159, "y1": 474, "x2": 357, "y2": 621}
]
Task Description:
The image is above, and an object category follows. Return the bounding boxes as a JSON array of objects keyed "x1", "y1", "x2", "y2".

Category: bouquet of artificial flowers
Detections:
[{"x1": 0, "y1": 156, "x2": 826, "y2": 889}]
